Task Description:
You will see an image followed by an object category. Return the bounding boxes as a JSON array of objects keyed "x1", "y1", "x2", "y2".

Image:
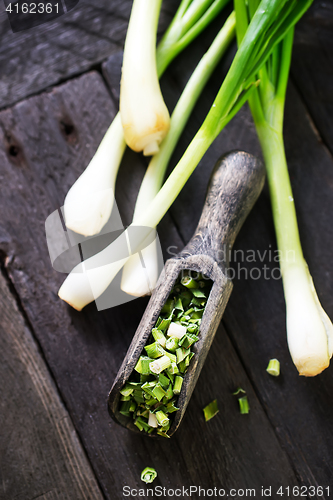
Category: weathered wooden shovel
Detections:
[{"x1": 108, "y1": 150, "x2": 265, "y2": 436}]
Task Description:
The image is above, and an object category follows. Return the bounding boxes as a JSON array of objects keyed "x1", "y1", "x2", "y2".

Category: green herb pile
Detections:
[{"x1": 118, "y1": 272, "x2": 213, "y2": 437}]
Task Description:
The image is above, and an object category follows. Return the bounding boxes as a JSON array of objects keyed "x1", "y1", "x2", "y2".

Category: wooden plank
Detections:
[
  {"x1": 0, "y1": 267, "x2": 104, "y2": 500},
  {"x1": 0, "y1": 0, "x2": 178, "y2": 109},
  {"x1": 292, "y1": 2, "x2": 333, "y2": 155},
  {"x1": 0, "y1": 70, "x2": 301, "y2": 498}
]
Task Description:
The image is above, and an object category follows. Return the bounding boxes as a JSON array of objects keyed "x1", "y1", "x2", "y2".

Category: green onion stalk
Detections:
[
  {"x1": 59, "y1": 0, "x2": 314, "y2": 311},
  {"x1": 121, "y1": 11, "x2": 236, "y2": 298},
  {"x1": 235, "y1": 0, "x2": 333, "y2": 376},
  {"x1": 120, "y1": 0, "x2": 171, "y2": 156},
  {"x1": 63, "y1": 0, "x2": 230, "y2": 237}
]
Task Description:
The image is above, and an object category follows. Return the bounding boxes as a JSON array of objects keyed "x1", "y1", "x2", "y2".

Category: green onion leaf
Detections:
[
  {"x1": 176, "y1": 347, "x2": 190, "y2": 364},
  {"x1": 135, "y1": 356, "x2": 154, "y2": 374},
  {"x1": 238, "y1": 396, "x2": 250, "y2": 414},
  {"x1": 203, "y1": 399, "x2": 219, "y2": 421},
  {"x1": 152, "y1": 383, "x2": 167, "y2": 402},
  {"x1": 232, "y1": 387, "x2": 246, "y2": 396},
  {"x1": 165, "y1": 337, "x2": 179, "y2": 352},
  {"x1": 158, "y1": 372, "x2": 170, "y2": 389},
  {"x1": 191, "y1": 288, "x2": 206, "y2": 298},
  {"x1": 165, "y1": 400, "x2": 180, "y2": 414},
  {"x1": 178, "y1": 333, "x2": 199, "y2": 349},
  {"x1": 181, "y1": 276, "x2": 199, "y2": 289},
  {"x1": 145, "y1": 341, "x2": 165, "y2": 359},
  {"x1": 152, "y1": 328, "x2": 167, "y2": 348},
  {"x1": 119, "y1": 383, "x2": 135, "y2": 397}
]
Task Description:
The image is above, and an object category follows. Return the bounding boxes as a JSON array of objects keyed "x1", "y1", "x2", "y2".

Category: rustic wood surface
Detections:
[{"x1": 0, "y1": 1, "x2": 332, "y2": 499}]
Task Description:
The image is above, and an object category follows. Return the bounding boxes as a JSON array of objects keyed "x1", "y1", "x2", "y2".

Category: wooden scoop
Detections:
[{"x1": 108, "y1": 150, "x2": 265, "y2": 436}]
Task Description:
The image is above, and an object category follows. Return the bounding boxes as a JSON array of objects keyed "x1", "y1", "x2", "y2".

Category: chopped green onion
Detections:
[
  {"x1": 152, "y1": 383, "x2": 166, "y2": 401},
  {"x1": 178, "y1": 360, "x2": 186, "y2": 373},
  {"x1": 122, "y1": 382, "x2": 137, "y2": 391},
  {"x1": 190, "y1": 310, "x2": 204, "y2": 319},
  {"x1": 119, "y1": 401, "x2": 131, "y2": 416},
  {"x1": 133, "y1": 391, "x2": 145, "y2": 404},
  {"x1": 148, "y1": 412, "x2": 158, "y2": 428},
  {"x1": 135, "y1": 356, "x2": 154, "y2": 374},
  {"x1": 232, "y1": 387, "x2": 246, "y2": 396},
  {"x1": 155, "y1": 410, "x2": 169, "y2": 427},
  {"x1": 157, "y1": 316, "x2": 172, "y2": 332},
  {"x1": 190, "y1": 297, "x2": 205, "y2": 307},
  {"x1": 187, "y1": 324, "x2": 199, "y2": 334},
  {"x1": 181, "y1": 276, "x2": 198, "y2": 289},
  {"x1": 238, "y1": 396, "x2": 250, "y2": 415},
  {"x1": 178, "y1": 333, "x2": 199, "y2": 349},
  {"x1": 179, "y1": 290, "x2": 192, "y2": 310},
  {"x1": 164, "y1": 385, "x2": 174, "y2": 401},
  {"x1": 167, "y1": 322, "x2": 187, "y2": 339},
  {"x1": 120, "y1": 395, "x2": 131, "y2": 401},
  {"x1": 134, "y1": 418, "x2": 144, "y2": 431},
  {"x1": 150, "y1": 355, "x2": 171, "y2": 374},
  {"x1": 141, "y1": 467, "x2": 158, "y2": 484},
  {"x1": 173, "y1": 376, "x2": 183, "y2": 395},
  {"x1": 266, "y1": 359, "x2": 280, "y2": 377},
  {"x1": 162, "y1": 350, "x2": 177, "y2": 364},
  {"x1": 158, "y1": 372, "x2": 170, "y2": 389},
  {"x1": 165, "y1": 337, "x2": 179, "y2": 352},
  {"x1": 152, "y1": 328, "x2": 166, "y2": 348},
  {"x1": 118, "y1": 273, "x2": 212, "y2": 436},
  {"x1": 165, "y1": 400, "x2": 179, "y2": 413},
  {"x1": 176, "y1": 347, "x2": 190, "y2": 364},
  {"x1": 191, "y1": 289, "x2": 206, "y2": 298},
  {"x1": 161, "y1": 421, "x2": 171, "y2": 433},
  {"x1": 129, "y1": 401, "x2": 137, "y2": 412},
  {"x1": 166, "y1": 362, "x2": 179, "y2": 376},
  {"x1": 142, "y1": 381, "x2": 156, "y2": 398},
  {"x1": 157, "y1": 429, "x2": 171, "y2": 438},
  {"x1": 145, "y1": 398, "x2": 157, "y2": 407},
  {"x1": 174, "y1": 297, "x2": 184, "y2": 311},
  {"x1": 203, "y1": 399, "x2": 219, "y2": 421},
  {"x1": 145, "y1": 341, "x2": 165, "y2": 359},
  {"x1": 160, "y1": 298, "x2": 174, "y2": 315}
]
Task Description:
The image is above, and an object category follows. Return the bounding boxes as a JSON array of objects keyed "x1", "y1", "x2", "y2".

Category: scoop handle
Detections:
[{"x1": 178, "y1": 151, "x2": 265, "y2": 271}]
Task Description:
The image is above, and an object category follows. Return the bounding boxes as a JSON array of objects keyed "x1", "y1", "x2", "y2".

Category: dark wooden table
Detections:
[{"x1": 0, "y1": 1, "x2": 332, "y2": 499}]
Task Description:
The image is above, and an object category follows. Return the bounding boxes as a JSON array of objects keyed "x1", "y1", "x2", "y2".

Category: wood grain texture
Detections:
[
  {"x1": 0, "y1": 69, "x2": 300, "y2": 498},
  {"x1": 0, "y1": 269, "x2": 103, "y2": 500},
  {"x1": 0, "y1": 0, "x2": 332, "y2": 497},
  {"x1": 0, "y1": 0, "x2": 178, "y2": 109}
]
